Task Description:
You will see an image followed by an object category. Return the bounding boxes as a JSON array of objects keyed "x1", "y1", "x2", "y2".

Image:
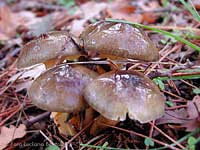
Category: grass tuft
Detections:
[{"x1": 179, "y1": 0, "x2": 200, "y2": 22}]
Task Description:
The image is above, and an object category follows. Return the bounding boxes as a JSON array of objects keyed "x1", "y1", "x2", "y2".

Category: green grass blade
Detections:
[
  {"x1": 81, "y1": 129, "x2": 200, "y2": 150},
  {"x1": 105, "y1": 18, "x2": 200, "y2": 52},
  {"x1": 150, "y1": 129, "x2": 200, "y2": 150},
  {"x1": 80, "y1": 144, "x2": 130, "y2": 150},
  {"x1": 179, "y1": 0, "x2": 200, "y2": 22},
  {"x1": 154, "y1": 74, "x2": 200, "y2": 81}
]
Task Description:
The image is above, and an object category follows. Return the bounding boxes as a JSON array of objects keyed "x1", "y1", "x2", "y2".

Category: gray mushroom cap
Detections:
[
  {"x1": 17, "y1": 31, "x2": 80, "y2": 68},
  {"x1": 28, "y1": 64, "x2": 98, "y2": 112},
  {"x1": 84, "y1": 70, "x2": 165, "y2": 123},
  {"x1": 80, "y1": 21, "x2": 159, "y2": 61}
]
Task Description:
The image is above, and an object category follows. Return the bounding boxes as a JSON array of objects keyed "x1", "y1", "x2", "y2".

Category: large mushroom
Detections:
[
  {"x1": 84, "y1": 70, "x2": 165, "y2": 134},
  {"x1": 80, "y1": 21, "x2": 159, "y2": 61},
  {"x1": 17, "y1": 31, "x2": 81, "y2": 69},
  {"x1": 28, "y1": 64, "x2": 98, "y2": 135}
]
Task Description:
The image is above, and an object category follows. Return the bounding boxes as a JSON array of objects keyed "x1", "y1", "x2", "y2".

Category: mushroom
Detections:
[
  {"x1": 84, "y1": 70, "x2": 165, "y2": 134},
  {"x1": 18, "y1": 20, "x2": 164, "y2": 136},
  {"x1": 79, "y1": 21, "x2": 159, "y2": 61},
  {"x1": 17, "y1": 31, "x2": 81, "y2": 69},
  {"x1": 28, "y1": 64, "x2": 98, "y2": 135}
]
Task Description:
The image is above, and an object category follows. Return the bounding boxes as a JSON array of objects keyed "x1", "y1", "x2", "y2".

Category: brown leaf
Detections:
[
  {"x1": 80, "y1": 1, "x2": 107, "y2": 20},
  {"x1": 70, "y1": 1, "x2": 107, "y2": 36},
  {"x1": 142, "y1": 13, "x2": 158, "y2": 24},
  {"x1": 182, "y1": 118, "x2": 200, "y2": 131},
  {"x1": 156, "y1": 108, "x2": 189, "y2": 125},
  {"x1": 70, "y1": 19, "x2": 86, "y2": 37},
  {"x1": 187, "y1": 101, "x2": 199, "y2": 119},
  {"x1": 107, "y1": 0, "x2": 143, "y2": 23},
  {"x1": 140, "y1": 1, "x2": 160, "y2": 24},
  {"x1": 51, "y1": 112, "x2": 77, "y2": 136},
  {"x1": 192, "y1": 95, "x2": 200, "y2": 112},
  {"x1": 0, "y1": 5, "x2": 25, "y2": 40},
  {"x1": 182, "y1": 96, "x2": 200, "y2": 131},
  {"x1": 139, "y1": 1, "x2": 159, "y2": 11},
  {"x1": 0, "y1": 124, "x2": 26, "y2": 149},
  {"x1": 194, "y1": 0, "x2": 200, "y2": 10}
]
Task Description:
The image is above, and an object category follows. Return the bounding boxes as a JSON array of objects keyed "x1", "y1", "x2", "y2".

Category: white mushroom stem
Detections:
[{"x1": 90, "y1": 115, "x2": 119, "y2": 135}]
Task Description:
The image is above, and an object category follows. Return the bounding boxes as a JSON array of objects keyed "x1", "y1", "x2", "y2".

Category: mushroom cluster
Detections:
[{"x1": 17, "y1": 21, "x2": 165, "y2": 136}]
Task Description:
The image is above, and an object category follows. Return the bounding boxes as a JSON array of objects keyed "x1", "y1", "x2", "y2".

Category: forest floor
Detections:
[{"x1": 0, "y1": 0, "x2": 200, "y2": 150}]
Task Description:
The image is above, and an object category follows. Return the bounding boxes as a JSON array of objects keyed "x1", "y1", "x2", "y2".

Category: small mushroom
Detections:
[
  {"x1": 84, "y1": 70, "x2": 165, "y2": 134},
  {"x1": 28, "y1": 64, "x2": 98, "y2": 136},
  {"x1": 80, "y1": 21, "x2": 159, "y2": 61},
  {"x1": 17, "y1": 31, "x2": 80, "y2": 68},
  {"x1": 29, "y1": 64, "x2": 98, "y2": 112}
]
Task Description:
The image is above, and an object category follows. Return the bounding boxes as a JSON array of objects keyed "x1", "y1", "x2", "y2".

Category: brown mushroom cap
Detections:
[
  {"x1": 84, "y1": 70, "x2": 165, "y2": 123},
  {"x1": 17, "y1": 31, "x2": 80, "y2": 68},
  {"x1": 80, "y1": 21, "x2": 159, "y2": 61},
  {"x1": 28, "y1": 64, "x2": 98, "y2": 112}
]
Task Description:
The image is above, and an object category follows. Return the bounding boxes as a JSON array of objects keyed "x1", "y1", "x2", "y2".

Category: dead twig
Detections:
[{"x1": 23, "y1": 112, "x2": 50, "y2": 127}]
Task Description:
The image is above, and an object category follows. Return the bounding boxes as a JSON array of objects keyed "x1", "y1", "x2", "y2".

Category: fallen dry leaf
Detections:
[
  {"x1": 140, "y1": 1, "x2": 160, "y2": 24},
  {"x1": 8, "y1": 64, "x2": 46, "y2": 92},
  {"x1": 51, "y1": 112, "x2": 77, "y2": 136},
  {"x1": 0, "y1": 124, "x2": 26, "y2": 149},
  {"x1": 70, "y1": 19, "x2": 86, "y2": 37},
  {"x1": 79, "y1": 1, "x2": 107, "y2": 20},
  {"x1": 156, "y1": 108, "x2": 189, "y2": 125},
  {"x1": 182, "y1": 96, "x2": 200, "y2": 131},
  {"x1": 182, "y1": 118, "x2": 200, "y2": 131},
  {"x1": 70, "y1": 1, "x2": 107, "y2": 36},
  {"x1": 0, "y1": 5, "x2": 25, "y2": 40},
  {"x1": 8, "y1": 64, "x2": 46, "y2": 84},
  {"x1": 157, "y1": 96, "x2": 200, "y2": 131},
  {"x1": 187, "y1": 101, "x2": 199, "y2": 119},
  {"x1": 107, "y1": 0, "x2": 142, "y2": 23},
  {"x1": 194, "y1": 0, "x2": 200, "y2": 10},
  {"x1": 192, "y1": 95, "x2": 200, "y2": 112}
]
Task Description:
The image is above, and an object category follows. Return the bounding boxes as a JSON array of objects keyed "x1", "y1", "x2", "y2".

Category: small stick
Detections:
[
  {"x1": 23, "y1": 112, "x2": 50, "y2": 127},
  {"x1": 66, "y1": 121, "x2": 93, "y2": 145},
  {"x1": 0, "y1": 106, "x2": 21, "y2": 126},
  {"x1": 145, "y1": 44, "x2": 181, "y2": 75},
  {"x1": 40, "y1": 130, "x2": 55, "y2": 145},
  {"x1": 149, "y1": 122, "x2": 185, "y2": 149},
  {"x1": 166, "y1": 105, "x2": 188, "y2": 110},
  {"x1": 161, "y1": 90, "x2": 187, "y2": 101},
  {"x1": 101, "y1": 123, "x2": 179, "y2": 150},
  {"x1": 146, "y1": 120, "x2": 155, "y2": 150}
]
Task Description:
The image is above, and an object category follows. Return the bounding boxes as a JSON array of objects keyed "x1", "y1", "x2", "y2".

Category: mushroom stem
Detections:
[
  {"x1": 43, "y1": 59, "x2": 58, "y2": 69},
  {"x1": 43, "y1": 55, "x2": 82, "y2": 69},
  {"x1": 83, "y1": 107, "x2": 95, "y2": 127},
  {"x1": 90, "y1": 115, "x2": 119, "y2": 135}
]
